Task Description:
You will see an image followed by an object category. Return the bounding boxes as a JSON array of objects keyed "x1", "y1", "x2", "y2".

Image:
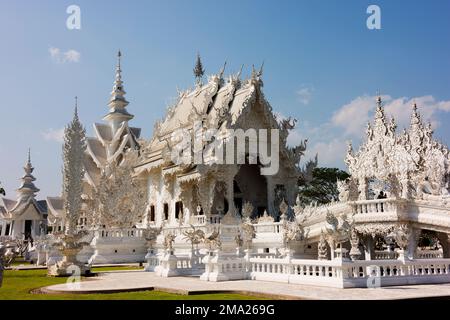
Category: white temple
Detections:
[
  {"x1": 0, "y1": 150, "x2": 47, "y2": 240},
  {"x1": 5, "y1": 51, "x2": 449, "y2": 288}
]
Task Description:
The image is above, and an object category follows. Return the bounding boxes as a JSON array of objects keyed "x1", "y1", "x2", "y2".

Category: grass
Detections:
[
  {"x1": 91, "y1": 266, "x2": 144, "y2": 272},
  {"x1": 11, "y1": 257, "x2": 31, "y2": 266},
  {"x1": 0, "y1": 269, "x2": 264, "y2": 300}
]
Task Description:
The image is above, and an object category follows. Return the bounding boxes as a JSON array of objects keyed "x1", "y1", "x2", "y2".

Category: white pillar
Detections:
[
  {"x1": 364, "y1": 236, "x2": 374, "y2": 260},
  {"x1": 12, "y1": 220, "x2": 23, "y2": 239},
  {"x1": 438, "y1": 233, "x2": 450, "y2": 258},
  {"x1": 407, "y1": 228, "x2": 420, "y2": 260}
]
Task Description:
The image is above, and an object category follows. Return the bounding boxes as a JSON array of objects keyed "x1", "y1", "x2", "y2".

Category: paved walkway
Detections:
[{"x1": 41, "y1": 270, "x2": 450, "y2": 300}]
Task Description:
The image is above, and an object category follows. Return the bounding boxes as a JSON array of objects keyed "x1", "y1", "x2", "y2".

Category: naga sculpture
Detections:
[
  {"x1": 182, "y1": 225, "x2": 205, "y2": 251},
  {"x1": 203, "y1": 229, "x2": 221, "y2": 250},
  {"x1": 163, "y1": 233, "x2": 176, "y2": 252}
]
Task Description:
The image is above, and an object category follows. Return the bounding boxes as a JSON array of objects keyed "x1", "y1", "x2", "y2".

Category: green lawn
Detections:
[
  {"x1": 0, "y1": 269, "x2": 264, "y2": 300},
  {"x1": 11, "y1": 257, "x2": 31, "y2": 266},
  {"x1": 91, "y1": 266, "x2": 144, "y2": 272}
]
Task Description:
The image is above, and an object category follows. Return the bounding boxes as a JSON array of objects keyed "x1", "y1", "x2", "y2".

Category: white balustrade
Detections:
[
  {"x1": 253, "y1": 222, "x2": 283, "y2": 234},
  {"x1": 96, "y1": 228, "x2": 145, "y2": 239},
  {"x1": 191, "y1": 215, "x2": 206, "y2": 226},
  {"x1": 251, "y1": 253, "x2": 278, "y2": 259},
  {"x1": 175, "y1": 255, "x2": 202, "y2": 269},
  {"x1": 416, "y1": 250, "x2": 443, "y2": 259},
  {"x1": 209, "y1": 215, "x2": 222, "y2": 224},
  {"x1": 344, "y1": 259, "x2": 450, "y2": 279},
  {"x1": 219, "y1": 260, "x2": 246, "y2": 273},
  {"x1": 247, "y1": 256, "x2": 450, "y2": 288},
  {"x1": 374, "y1": 250, "x2": 399, "y2": 260},
  {"x1": 351, "y1": 198, "x2": 398, "y2": 215}
]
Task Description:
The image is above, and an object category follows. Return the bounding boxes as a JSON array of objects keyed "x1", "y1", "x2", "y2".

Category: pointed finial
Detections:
[
  {"x1": 347, "y1": 141, "x2": 353, "y2": 153},
  {"x1": 193, "y1": 53, "x2": 205, "y2": 85},
  {"x1": 376, "y1": 91, "x2": 382, "y2": 107},
  {"x1": 251, "y1": 64, "x2": 256, "y2": 77},
  {"x1": 219, "y1": 61, "x2": 227, "y2": 79},
  {"x1": 117, "y1": 50, "x2": 122, "y2": 68},
  {"x1": 237, "y1": 64, "x2": 244, "y2": 79},
  {"x1": 258, "y1": 61, "x2": 265, "y2": 77},
  {"x1": 27, "y1": 148, "x2": 31, "y2": 164},
  {"x1": 73, "y1": 96, "x2": 79, "y2": 120}
]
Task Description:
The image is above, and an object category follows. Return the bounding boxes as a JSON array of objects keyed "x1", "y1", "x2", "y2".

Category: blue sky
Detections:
[{"x1": 0, "y1": 0, "x2": 449, "y2": 198}]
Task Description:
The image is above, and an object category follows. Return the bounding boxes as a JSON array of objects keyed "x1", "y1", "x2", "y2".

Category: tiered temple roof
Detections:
[
  {"x1": 136, "y1": 64, "x2": 294, "y2": 175},
  {"x1": 83, "y1": 51, "x2": 141, "y2": 187},
  {"x1": 47, "y1": 52, "x2": 142, "y2": 221},
  {"x1": 0, "y1": 150, "x2": 47, "y2": 220}
]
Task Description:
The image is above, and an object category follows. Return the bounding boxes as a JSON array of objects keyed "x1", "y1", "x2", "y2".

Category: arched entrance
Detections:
[{"x1": 233, "y1": 164, "x2": 267, "y2": 218}]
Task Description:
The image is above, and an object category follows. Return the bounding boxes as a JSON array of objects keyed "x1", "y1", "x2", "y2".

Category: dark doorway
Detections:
[
  {"x1": 233, "y1": 164, "x2": 267, "y2": 218},
  {"x1": 24, "y1": 220, "x2": 32, "y2": 240},
  {"x1": 149, "y1": 205, "x2": 155, "y2": 222},
  {"x1": 175, "y1": 201, "x2": 183, "y2": 219},
  {"x1": 163, "y1": 203, "x2": 169, "y2": 221}
]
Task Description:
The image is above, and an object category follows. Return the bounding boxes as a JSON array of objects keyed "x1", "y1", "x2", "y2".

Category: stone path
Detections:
[{"x1": 41, "y1": 270, "x2": 450, "y2": 300}]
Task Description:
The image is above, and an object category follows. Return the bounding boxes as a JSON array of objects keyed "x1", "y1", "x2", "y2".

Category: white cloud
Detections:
[
  {"x1": 49, "y1": 47, "x2": 81, "y2": 63},
  {"x1": 383, "y1": 95, "x2": 450, "y2": 130},
  {"x1": 63, "y1": 49, "x2": 81, "y2": 63},
  {"x1": 331, "y1": 95, "x2": 391, "y2": 137},
  {"x1": 42, "y1": 128, "x2": 64, "y2": 143},
  {"x1": 296, "y1": 86, "x2": 314, "y2": 105},
  {"x1": 332, "y1": 95, "x2": 450, "y2": 138},
  {"x1": 304, "y1": 139, "x2": 348, "y2": 169},
  {"x1": 49, "y1": 47, "x2": 60, "y2": 60}
]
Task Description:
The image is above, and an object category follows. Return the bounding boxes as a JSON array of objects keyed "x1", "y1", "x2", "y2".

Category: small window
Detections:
[
  {"x1": 114, "y1": 250, "x2": 118, "y2": 253},
  {"x1": 163, "y1": 203, "x2": 169, "y2": 220},
  {"x1": 264, "y1": 248, "x2": 270, "y2": 253},
  {"x1": 175, "y1": 201, "x2": 183, "y2": 220},
  {"x1": 150, "y1": 205, "x2": 155, "y2": 222}
]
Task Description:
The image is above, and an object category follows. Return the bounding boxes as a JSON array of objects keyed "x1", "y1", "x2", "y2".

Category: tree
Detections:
[
  {"x1": 298, "y1": 167, "x2": 350, "y2": 205},
  {"x1": 0, "y1": 181, "x2": 5, "y2": 196}
]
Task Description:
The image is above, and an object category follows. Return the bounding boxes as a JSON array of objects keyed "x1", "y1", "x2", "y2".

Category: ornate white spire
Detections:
[
  {"x1": 63, "y1": 103, "x2": 87, "y2": 234},
  {"x1": 371, "y1": 95, "x2": 389, "y2": 138},
  {"x1": 410, "y1": 101, "x2": 422, "y2": 128},
  {"x1": 103, "y1": 50, "x2": 133, "y2": 129},
  {"x1": 17, "y1": 148, "x2": 40, "y2": 201},
  {"x1": 375, "y1": 94, "x2": 383, "y2": 112}
]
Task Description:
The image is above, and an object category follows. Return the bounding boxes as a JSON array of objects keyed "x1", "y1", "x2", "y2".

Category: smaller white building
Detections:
[{"x1": 0, "y1": 151, "x2": 47, "y2": 240}]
